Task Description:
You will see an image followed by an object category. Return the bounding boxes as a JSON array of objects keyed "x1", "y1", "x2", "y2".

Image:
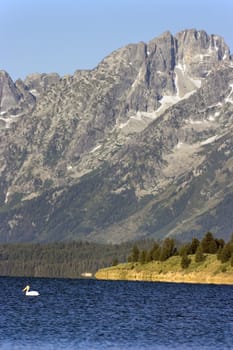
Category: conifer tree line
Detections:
[
  {"x1": 1, "y1": 233, "x2": 233, "y2": 278},
  {"x1": 127, "y1": 232, "x2": 233, "y2": 269},
  {"x1": 0, "y1": 239, "x2": 152, "y2": 278}
]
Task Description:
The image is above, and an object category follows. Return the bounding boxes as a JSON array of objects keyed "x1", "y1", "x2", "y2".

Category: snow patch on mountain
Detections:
[
  {"x1": 201, "y1": 135, "x2": 219, "y2": 145},
  {"x1": 225, "y1": 84, "x2": 233, "y2": 104},
  {"x1": 174, "y1": 64, "x2": 201, "y2": 97}
]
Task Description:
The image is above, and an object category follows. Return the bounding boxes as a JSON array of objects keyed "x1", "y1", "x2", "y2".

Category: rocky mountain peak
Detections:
[
  {"x1": 0, "y1": 70, "x2": 21, "y2": 112},
  {"x1": 23, "y1": 72, "x2": 60, "y2": 96},
  {"x1": 175, "y1": 29, "x2": 230, "y2": 77},
  {"x1": 0, "y1": 29, "x2": 232, "y2": 243}
]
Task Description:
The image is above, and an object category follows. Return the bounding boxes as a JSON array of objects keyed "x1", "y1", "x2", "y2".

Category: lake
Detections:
[{"x1": 0, "y1": 276, "x2": 233, "y2": 349}]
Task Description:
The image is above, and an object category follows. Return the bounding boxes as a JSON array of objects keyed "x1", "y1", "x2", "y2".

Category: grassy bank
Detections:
[{"x1": 95, "y1": 254, "x2": 233, "y2": 285}]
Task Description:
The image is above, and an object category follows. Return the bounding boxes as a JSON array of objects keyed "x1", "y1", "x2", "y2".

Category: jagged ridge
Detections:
[{"x1": 0, "y1": 29, "x2": 232, "y2": 243}]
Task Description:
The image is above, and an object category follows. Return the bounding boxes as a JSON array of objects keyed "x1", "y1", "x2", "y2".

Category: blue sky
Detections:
[{"x1": 1, "y1": 0, "x2": 233, "y2": 80}]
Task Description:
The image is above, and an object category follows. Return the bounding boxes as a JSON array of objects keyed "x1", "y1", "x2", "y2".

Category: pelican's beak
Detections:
[{"x1": 22, "y1": 286, "x2": 27, "y2": 292}]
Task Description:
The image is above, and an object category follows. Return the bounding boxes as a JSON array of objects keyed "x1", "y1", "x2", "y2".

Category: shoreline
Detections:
[
  {"x1": 95, "y1": 255, "x2": 233, "y2": 285},
  {"x1": 95, "y1": 269, "x2": 233, "y2": 285}
]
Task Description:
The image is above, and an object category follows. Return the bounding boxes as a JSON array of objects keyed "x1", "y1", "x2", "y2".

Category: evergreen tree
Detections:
[
  {"x1": 179, "y1": 244, "x2": 190, "y2": 257},
  {"x1": 217, "y1": 247, "x2": 223, "y2": 260},
  {"x1": 189, "y1": 238, "x2": 200, "y2": 254},
  {"x1": 139, "y1": 250, "x2": 147, "y2": 264},
  {"x1": 201, "y1": 232, "x2": 217, "y2": 253},
  {"x1": 112, "y1": 258, "x2": 119, "y2": 266},
  {"x1": 209, "y1": 240, "x2": 218, "y2": 254},
  {"x1": 149, "y1": 242, "x2": 160, "y2": 261},
  {"x1": 152, "y1": 246, "x2": 162, "y2": 261},
  {"x1": 219, "y1": 243, "x2": 232, "y2": 263},
  {"x1": 130, "y1": 244, "x2": 140, "y2": 262},
  {"x1": 195, "y1": 246, "x2": 205, "y2": 262},
  {"x1": 181, "y1": 254, "x2": 191, "y2": 269},
  {"x1": 145, "y1": 249, "x2": 153, "y2": 263},
  {"x1": 215, "y1": 238, "x2": 225, "y2": 250},
  {"x1": 160, "y1": 238, "x2": 176, "y2": 261}
]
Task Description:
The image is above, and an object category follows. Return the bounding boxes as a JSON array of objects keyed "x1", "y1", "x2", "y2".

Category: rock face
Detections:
[
  {"x1": 0, "y1": 71, "x2": 21, "y2": 111},
  {"x1": 0, "y1": 29, "x2": 233, "y2": 243},
  {"x1": 0, "y1": 70, "x2": 36, "y2": 127}
]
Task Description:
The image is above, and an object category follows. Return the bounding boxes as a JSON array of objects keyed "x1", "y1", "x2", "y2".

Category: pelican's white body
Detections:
[{"x1": 22, "y1": 285, "x2": 39, "y2": 296}]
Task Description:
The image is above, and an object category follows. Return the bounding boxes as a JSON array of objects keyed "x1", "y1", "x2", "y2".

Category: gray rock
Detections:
[
  {"x1": 24, "y1": 72, "x2": 60, "y2": 96},
  {"x1": 0, "y1": 70, "x2": 21, "y2": 112},
  {"x1": 0, "y1": 29, "x2": 232, "y2": 243}
]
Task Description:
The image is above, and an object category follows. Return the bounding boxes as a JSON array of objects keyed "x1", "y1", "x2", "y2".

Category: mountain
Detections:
[{"x1": 0, "y1": 29, "x2": 233, "y2": 243}]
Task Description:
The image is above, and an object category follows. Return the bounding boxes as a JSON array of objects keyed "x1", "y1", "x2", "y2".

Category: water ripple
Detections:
[{"x1": 0, "y1": 277, "x2": 233, "y2": 349}]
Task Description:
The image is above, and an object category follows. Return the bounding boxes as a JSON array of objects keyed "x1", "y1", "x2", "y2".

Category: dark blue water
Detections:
[{"x1": 1, "y1": 277, "x2": 233, "y2": 349}]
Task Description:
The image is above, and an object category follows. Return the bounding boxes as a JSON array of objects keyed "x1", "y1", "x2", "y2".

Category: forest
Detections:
[
  {"x1": 0, "y1": 239, "x2": 153, "y2": 278},
  {"x1": 128, "y1": 232, "x2": 233, "y2": 269},
  {"x1": 0, "y1": 232, "x2": 232, "y2": 278}
]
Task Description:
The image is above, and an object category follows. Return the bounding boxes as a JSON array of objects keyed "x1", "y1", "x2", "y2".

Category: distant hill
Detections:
[{"x1": 0, "y1": 29, "x2": 233, "y2": 243}]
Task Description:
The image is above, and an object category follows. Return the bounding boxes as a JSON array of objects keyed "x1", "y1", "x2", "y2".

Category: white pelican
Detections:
[{"x1": 22, "y1": 285, "x2": 39, "y2": 296}]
